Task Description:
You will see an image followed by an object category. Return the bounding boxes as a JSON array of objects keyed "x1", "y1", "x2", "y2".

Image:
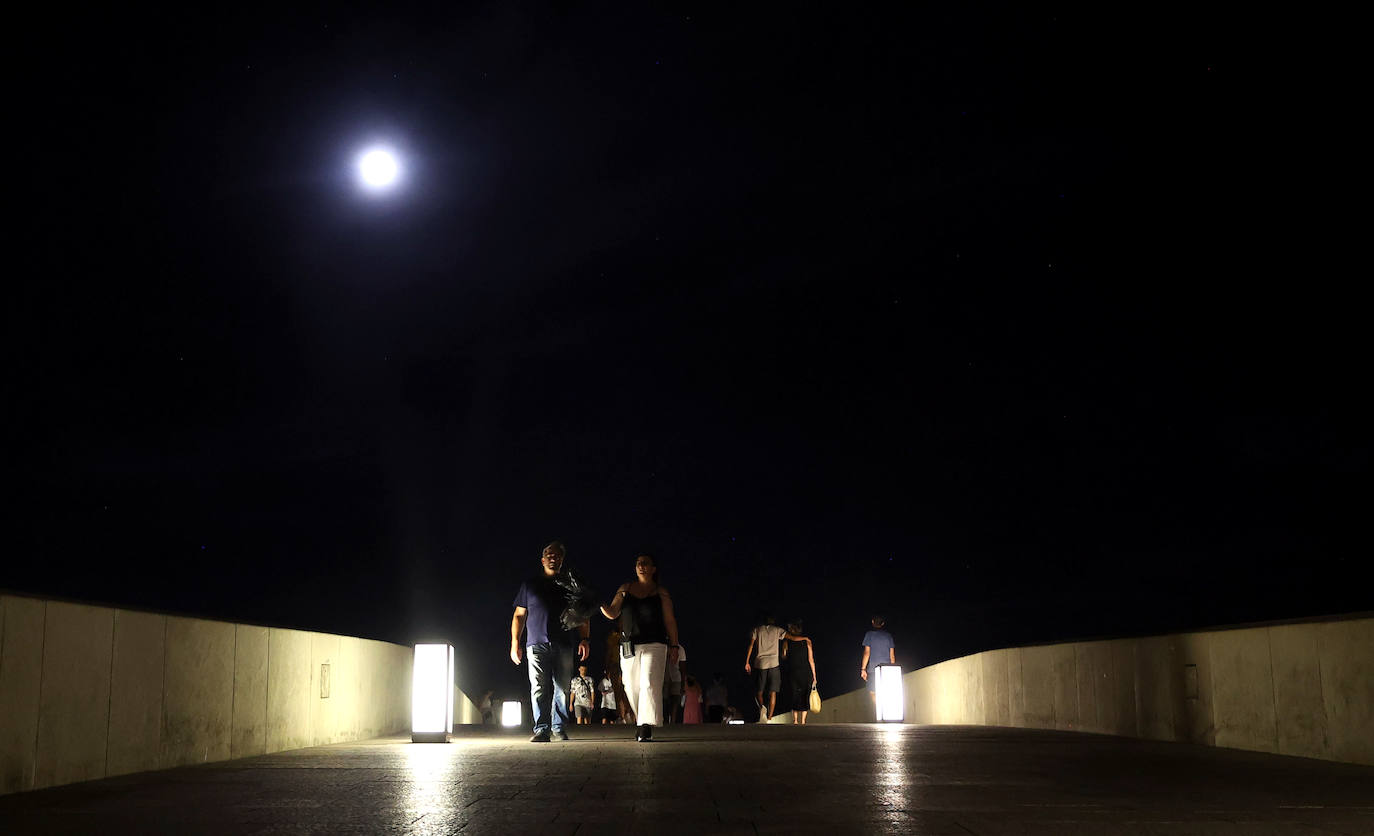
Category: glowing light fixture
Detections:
[
  {"x1": 874, "y1": 664, "x2": 904, "y2": 723},
  {"x1": 727, "y1": 719, "x2": 744, "y2": 725},
  {"x1": 356, "y1": 146, "x2": 401, "y2": 191},
  {"x1": 501, "y1": 700, "x2": 522, "y2": 727},
  {"x1": 411, "y1": 643, "x2": 454, "y2": 742}
]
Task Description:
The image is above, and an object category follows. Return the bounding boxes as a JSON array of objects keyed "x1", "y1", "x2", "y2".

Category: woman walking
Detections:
[
  {"x1": 682, "y1": 674, "x2": 704, "y2": 724},
  {"x1": 600, "y1": 553, "x2": 680, "y2": 742},
  {"x1": 783, "y1": 619, "x2": 817, "y2": 725}
]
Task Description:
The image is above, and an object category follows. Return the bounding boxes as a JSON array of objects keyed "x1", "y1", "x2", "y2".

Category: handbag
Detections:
[{"x1": 809, "y1": 685, "x2": 822, "y2": 713}]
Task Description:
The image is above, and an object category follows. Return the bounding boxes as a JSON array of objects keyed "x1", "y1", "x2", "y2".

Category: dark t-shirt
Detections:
[
  {"x1": 862, "y1": 630, "x2": 895, "y2": 669},
  {"x1": 514, "y1": 574, "x2": 575, "y2": 646}
]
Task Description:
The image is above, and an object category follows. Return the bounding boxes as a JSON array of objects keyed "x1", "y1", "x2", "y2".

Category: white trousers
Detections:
[{"x1": 620, "y1": 642, "x2": 667, "y2": 727}]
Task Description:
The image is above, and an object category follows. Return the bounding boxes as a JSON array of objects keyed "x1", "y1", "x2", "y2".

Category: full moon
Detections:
[{"x1": 356, "y1": 147, "x2": 401, "y2": 190}]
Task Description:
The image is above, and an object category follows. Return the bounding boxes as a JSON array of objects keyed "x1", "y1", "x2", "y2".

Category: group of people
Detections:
[
  {"x1": 567, "y1": 662, "x2": 729, "y2": 726},
  {"x1": 510, "y1": 540, "x2": 898, "y2": 742},
  {"x1": 744, "y1": 615, "x2": 818, "y2": 724},
  {"x1": 741, "y1": 615, "x2": 896, "y2": 725},
  {"x1": 511, "y1": 542, "x2": 683, "y2": 742}
]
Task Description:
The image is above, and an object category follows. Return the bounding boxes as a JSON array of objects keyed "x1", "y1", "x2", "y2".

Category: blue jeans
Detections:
[{"x1": 527, "y1": 642, "x2": 575, "y2": 734}]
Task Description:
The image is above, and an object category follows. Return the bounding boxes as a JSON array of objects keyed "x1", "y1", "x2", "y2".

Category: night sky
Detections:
[{"x1": 10, "y1": 4, "x2": 1368, "y2": 709}]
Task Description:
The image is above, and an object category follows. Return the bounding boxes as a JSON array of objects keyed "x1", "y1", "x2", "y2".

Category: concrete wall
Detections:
[
  {"x1": 0, "y1": 594, "x2": 419, "y2": 795},
  {"x1": 811, "y1": 615, "x2": 1374, "y2": 767},
  {"x1": 455, "y1": 686, "x2": 481, "y2": 726}
]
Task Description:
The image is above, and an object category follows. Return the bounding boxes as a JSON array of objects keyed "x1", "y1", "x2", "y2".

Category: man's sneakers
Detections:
[{"x1": 531, "y1": 729, "x2": 569, "y2": 742}]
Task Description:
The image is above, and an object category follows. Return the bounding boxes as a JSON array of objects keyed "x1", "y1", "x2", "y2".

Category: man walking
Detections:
[
  {"x1": 597, "y1": 670, "x2": 619, "y2": 724},
  {"x1": 511, "y1": 541, "x2": 590, "y2": 742},
  {"x1": 744, "y1": 615, "x2": 787, "y2": 722},
  {"x1": 860, "y1": 615, "x2": 896, "y2": 717},
  {"x1": 570, "y1": 664, "x2": 595, "y2": 725}
]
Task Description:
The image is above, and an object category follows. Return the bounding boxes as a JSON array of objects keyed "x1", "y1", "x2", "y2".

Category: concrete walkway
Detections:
[{"x1": 1, "y1": 724, "x2": 1372, "y2": 834}]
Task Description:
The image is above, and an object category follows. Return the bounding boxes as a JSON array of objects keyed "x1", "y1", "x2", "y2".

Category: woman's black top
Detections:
[
  {"x1": 620, "y1": 590, "x2": 668, "y2": 645},
  {"x1": 787, "y1": 639, "x2": 813, "y2": 685}
]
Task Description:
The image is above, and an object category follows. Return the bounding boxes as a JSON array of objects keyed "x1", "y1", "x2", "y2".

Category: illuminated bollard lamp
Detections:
[
  {"x1": 411, "y1": 643, "x2": 455, "y2": 743},
  {"x1": 501, "y1": 700, "x2": 522, "y2": 727},
  {"x1": 874, "y1": 663, "x2": 905, "y2": 723}
]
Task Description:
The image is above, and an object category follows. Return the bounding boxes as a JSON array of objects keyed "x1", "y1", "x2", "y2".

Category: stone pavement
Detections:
[{"x1": 1, "y1": 724, "x2": 1372, "y2": 835}]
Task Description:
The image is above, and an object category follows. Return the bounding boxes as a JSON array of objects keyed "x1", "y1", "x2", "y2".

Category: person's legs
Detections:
[
  {"x1": 760, "y1": 667, "x2": 782, "y2": 720},
  {"x1": 610, "y1": 670, "x2": 632, "y2": 724},
  {"x1": 798, "y1": 709, "x2": 808, "y2": 725},
  {"x1": 550, "y1": 643, "x2": 575, "y2": 735},
  {"x1": 620, "y1": 650, "x2": 641, "y2": 726},
  {"x1": 527, "y1": 643, "x2": 554, "y2": 737}
]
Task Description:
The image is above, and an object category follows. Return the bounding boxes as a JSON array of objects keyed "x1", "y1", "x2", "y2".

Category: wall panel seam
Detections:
[
  {"x1": 159, "y1": 615, "x2": 168, "y2": 767},
  {"x1": 229, "y1": 624, "x2": 238, "y2": 757},
  {"x1": 264, "y1": 630, "x2": 272, "y2": 754},
  {"x1": 1266, "y1": 628, "x2": 1280, "y2": 753},
  {"x1": 1314, "y1": 628, "x2": 1327, "y2": 753},
  {"x1": 32, "y1": 601, "x2": 49, "y2": 790},
  {"x1": 104, "y1": 610, "x2": 117, "y2": 777},
  {"x1": 0, "y1": 598, "x2": 6, "y2": 698},
  {"x1": 1073, "y1": 645, "x2": 1081, "y2": 730}
]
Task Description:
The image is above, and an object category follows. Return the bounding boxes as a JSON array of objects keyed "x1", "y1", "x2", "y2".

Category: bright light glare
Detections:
[
  {"x1": 412, "y1": 644, "x2": 454, "y2": 739},
  {"x1": 501, "y1": 700, "x2": 522, "y2": 727},
  {"x1": 875, "y1": 664, "x2": 905, "y2": 723},
  {"x1": 357, "y1": 147, "x2": 400, "y2": 190}
]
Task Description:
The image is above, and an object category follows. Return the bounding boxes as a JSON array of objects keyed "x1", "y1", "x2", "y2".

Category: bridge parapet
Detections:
[
  {"x1": 811, "y1": 614, "x2": 1373, "y2": 766},
  {"x1": 0, "y1": 593, "x2": 478, "y2": 795}
]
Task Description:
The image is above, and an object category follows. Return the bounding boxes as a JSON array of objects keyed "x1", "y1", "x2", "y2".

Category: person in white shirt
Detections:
[
  {"x1": 597, "y1": 672, "x2": 618, "y2": 724},
  {"x1": 744, "y1": 615, "x2": 788, "y2": 722}
]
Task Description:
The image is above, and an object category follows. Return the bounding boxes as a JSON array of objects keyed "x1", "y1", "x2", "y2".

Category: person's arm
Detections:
[
  {"x1": 743, "y1": 630, "x2": 757, "y2": 673},
  {"x1": 600, "y1": 584, "x2": 628, "y2": 620},
  {"x1": 661, "y1": 587, "x2": 680, "y2": 665},
  {"x1": 807, "y1": 638, "x2": 817, "y2": 686},
  {"x1": 860, "y1": 644, "x2": 871, "y2": 680},
  {"x1": 889, "y1": 645, "x2": 895, "y2": 664},
  {"x1": 510, "y1": 606, "x2": 528, "y2": 665}
]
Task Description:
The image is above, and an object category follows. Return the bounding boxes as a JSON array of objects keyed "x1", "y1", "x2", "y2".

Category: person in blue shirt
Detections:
[
  {"x1": 860, "y1": 616, "x2": 896, "y2": 715},
  {"x1": 511, "y1": 541, "x2": 590, "y2": 742}
]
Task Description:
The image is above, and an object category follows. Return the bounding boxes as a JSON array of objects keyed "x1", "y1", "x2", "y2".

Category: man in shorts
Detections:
[
  {"x1": 860, "y1": 615, "x2": 896, "y2": 718},
  {"x1": 569, "y1": 664, "x2": 595, "y2": 725},
  {"x1": 744, "y1": 615, "x2": 787, "y2": 722}
]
